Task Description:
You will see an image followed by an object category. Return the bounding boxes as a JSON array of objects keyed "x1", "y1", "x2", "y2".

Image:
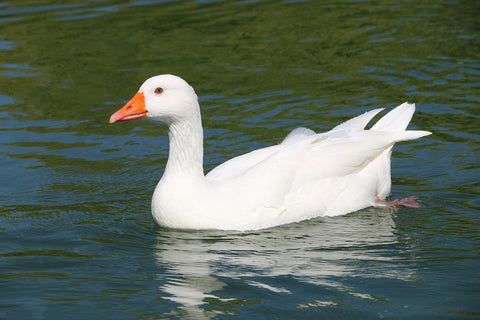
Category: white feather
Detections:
[{"x1": 112, "y1": 75, "x2": 432, "y2": 231}]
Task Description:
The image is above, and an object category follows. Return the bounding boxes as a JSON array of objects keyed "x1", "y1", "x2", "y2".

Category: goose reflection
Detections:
[{"x1": 153, "y1": 208, "x2": 411, "y2": 318}]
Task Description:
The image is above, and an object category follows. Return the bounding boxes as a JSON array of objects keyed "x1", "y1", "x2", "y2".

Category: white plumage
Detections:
[{"x1": 110, "y1": 74, "x2": 431, "y2": 231}]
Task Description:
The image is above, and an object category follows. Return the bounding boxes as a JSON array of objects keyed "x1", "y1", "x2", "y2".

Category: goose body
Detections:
[{"x1": 110, "y1": 74, "x2": 431, "y2": 231}]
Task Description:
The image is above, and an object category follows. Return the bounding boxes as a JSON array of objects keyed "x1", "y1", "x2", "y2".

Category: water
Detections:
[{"x1": 1, "y1": 0, "x2": 479, "y2": 318}]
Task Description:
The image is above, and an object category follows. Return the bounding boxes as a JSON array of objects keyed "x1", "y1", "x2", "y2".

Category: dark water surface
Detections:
[{"x1": 1, "y1": 0, "x2": 479, "y2": 319}]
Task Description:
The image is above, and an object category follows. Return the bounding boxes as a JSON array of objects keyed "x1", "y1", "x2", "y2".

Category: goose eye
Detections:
[{"x1": 154, "y1": 87, "x2": 164, "y2": 94}]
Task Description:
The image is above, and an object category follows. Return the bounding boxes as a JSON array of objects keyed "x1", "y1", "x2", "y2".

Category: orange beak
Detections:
[{"x1": 109, "y1": 92, "x2": 147, "y2": 123}]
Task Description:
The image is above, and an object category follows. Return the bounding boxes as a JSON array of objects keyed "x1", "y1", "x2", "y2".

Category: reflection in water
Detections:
[
  {"x1": 153, "y1": 207, "x2": 413, "y2": 318},
  {"x1": 156, "y1": 241, "x2": 226, "y2": 319}
]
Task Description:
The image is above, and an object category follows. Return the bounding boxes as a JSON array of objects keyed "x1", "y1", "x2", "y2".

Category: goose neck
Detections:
[{"x1": 164, "y1": 116, "x2": 204, "y2": 179}]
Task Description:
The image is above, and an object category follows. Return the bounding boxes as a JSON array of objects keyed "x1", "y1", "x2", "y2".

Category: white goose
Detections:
[{"x1": 110, "y1": 74, "x2": 431, "y2": 231}]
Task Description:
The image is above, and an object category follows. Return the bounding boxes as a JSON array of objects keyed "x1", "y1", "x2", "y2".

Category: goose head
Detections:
[{"x1": 109, "y1": 74, "x2": 199, "y2": 125}]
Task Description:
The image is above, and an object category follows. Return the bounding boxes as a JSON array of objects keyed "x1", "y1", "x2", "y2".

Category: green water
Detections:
[{"x1": 1, "y1": 0, "x2": 479, "y2": 319}]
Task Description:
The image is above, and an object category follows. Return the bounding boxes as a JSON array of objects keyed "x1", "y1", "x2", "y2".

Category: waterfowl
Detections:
[{"x1": 110, "y1": 74, "x2": 431, "y2": 231}]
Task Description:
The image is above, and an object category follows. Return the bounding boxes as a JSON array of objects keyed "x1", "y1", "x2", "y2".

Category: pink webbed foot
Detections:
[
  {"x1": 375, "y1": 195, "x2": 423, "y2": 209},
  {"x1": 390, "y1": 196, "x2": 423, "y2": 208}
]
